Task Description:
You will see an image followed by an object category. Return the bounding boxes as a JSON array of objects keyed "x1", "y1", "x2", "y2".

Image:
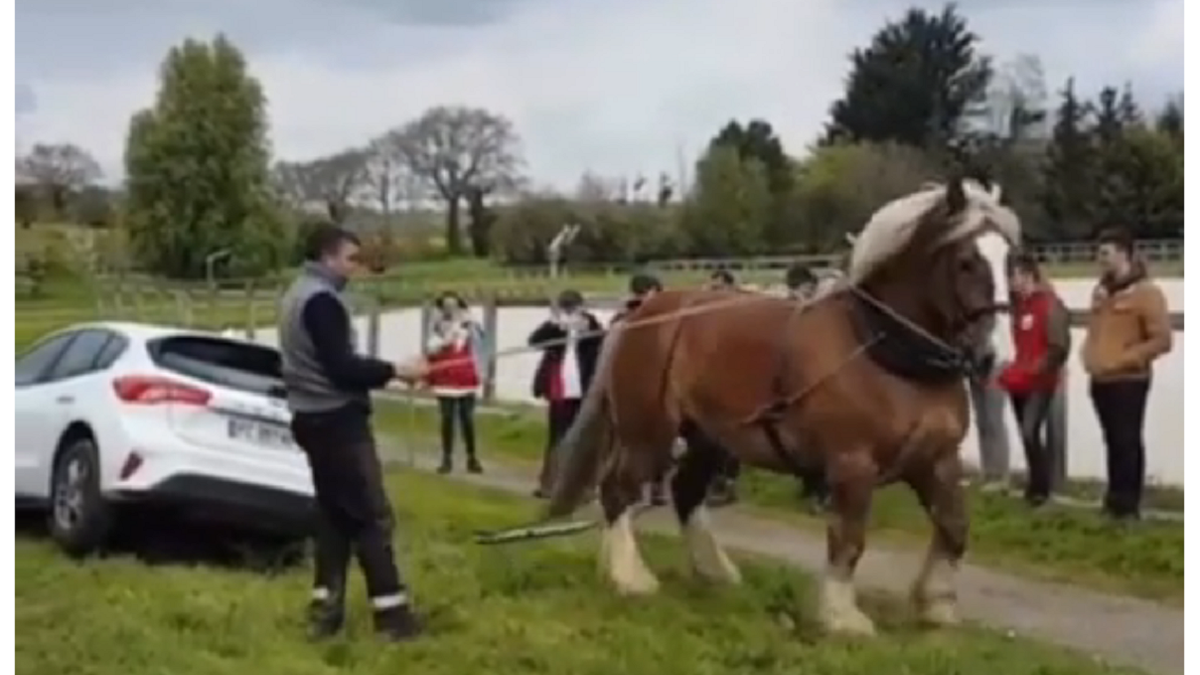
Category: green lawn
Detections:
[
  {"x1": 15, "y1": 470, "x2": 1140, "y2": 675},
  {"x1": 373, "y1": 399, "x2": 1184, "y2": 604}
]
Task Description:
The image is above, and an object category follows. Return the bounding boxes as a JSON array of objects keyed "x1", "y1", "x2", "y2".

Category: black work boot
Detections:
[
  {"x1": 306, "y1": 598, "x2": 346, "y2": 641},
  {"x1": 374, "y1": 605, "x2": 423, "y2": 642},
  {"x1": 437, "y1": 457, "x2": 452, "y2": 474},
  {"x1": 466, "y1": 456, "x2": 483, "y2": 474}
]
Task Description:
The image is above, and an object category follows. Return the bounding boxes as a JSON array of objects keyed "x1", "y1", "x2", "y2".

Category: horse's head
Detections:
[{"x1": 848, "y1": 178, "x2": 1020, "y2": 352}]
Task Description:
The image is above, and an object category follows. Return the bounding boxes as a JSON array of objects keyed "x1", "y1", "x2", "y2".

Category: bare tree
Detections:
[
  {"x1": 575, "y1": 170, "x2": 614, "y2": 202},
  {"x1": 388, "y1": 106, "x2": 523, "y2": 255},
  {"x1": 272, "y1": 149, "x2": 369, "y2": 222},
  {"x1": 361, "y1": 136, "x2": 413, "y2": 219},
  {"x1": 17, "y1": 142, "x2": 103, "y2": 213}
]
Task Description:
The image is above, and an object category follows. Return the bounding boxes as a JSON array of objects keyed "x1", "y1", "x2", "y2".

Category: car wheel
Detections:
[{"x1": 48, "y1": 437, "x2": 115, "y2": 558}]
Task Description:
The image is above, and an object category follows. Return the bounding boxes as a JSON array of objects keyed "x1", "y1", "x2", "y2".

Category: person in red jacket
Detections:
[
  {"x1": 425, "y1": 292, "x2": 486, "y2": 475},
  {"x1": 997, "y1": 252, "x2": 1071, "y2": 507}
]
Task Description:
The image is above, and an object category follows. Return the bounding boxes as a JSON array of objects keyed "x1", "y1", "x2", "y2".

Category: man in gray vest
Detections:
[{"x1": 279, "y1": 224, "x2": 427, "y2": 642}]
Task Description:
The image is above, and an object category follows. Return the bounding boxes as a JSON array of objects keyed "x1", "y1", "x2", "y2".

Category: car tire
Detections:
[{"x1": 48, "y1": 437, "x2": 115, "y2": 558}]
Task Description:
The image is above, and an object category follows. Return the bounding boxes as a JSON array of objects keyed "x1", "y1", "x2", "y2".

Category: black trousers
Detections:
[
  {"x1": 291, "y1": 406, "x2": 406, "y2": 609},
  {"x1": 1090, "y1": 379, "x2": 1151, "y2": 517},
  {"x1": 538, "y1": 399, "x2": 582, "y2": 493},
  {"x1": 436, "y1": 395, "x2": 477, "y2": 460},
  {"x1": 1010, "y1": 391, "x2": 1054, "y2": 502}
]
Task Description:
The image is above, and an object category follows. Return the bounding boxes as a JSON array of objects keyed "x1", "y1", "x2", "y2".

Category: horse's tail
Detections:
[{"x1": 544, "y1": 323, "x2": 623, "y2": 519}]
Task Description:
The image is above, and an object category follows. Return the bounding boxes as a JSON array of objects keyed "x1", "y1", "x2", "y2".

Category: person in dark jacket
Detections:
[
  {"x1": 783, "y1": 263, "x2": 831, "y2": 512},
  {"x1": 997, "y1": 251, "x2": 1071, "y2": 508},
  {"x1": 702, "y1": 269, "x2": 741, "y2": 506},
  {"x1": 529, "y1": 289, "x2": 604, "y2": 498},
  {"x1": 278, "y1": 224, "x2": 427, "y2": 642},
  {"x1": 611, "y1": 272, "x2": 669, "y2": 505}
]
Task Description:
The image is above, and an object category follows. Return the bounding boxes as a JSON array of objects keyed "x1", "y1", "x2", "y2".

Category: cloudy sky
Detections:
[{"x1": 15, "y1": 0, "x2": 1184, "y2": 187}]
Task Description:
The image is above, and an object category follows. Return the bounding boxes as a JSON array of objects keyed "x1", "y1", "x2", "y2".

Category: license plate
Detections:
[{"x1": 227, "y1": 417, "x2": 295, "y2": 450}]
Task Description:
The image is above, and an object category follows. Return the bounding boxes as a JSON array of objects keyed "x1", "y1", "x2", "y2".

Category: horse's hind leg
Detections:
[
  {"x1": 906, "y1": 450, "x2": 967, "y2": 626},
  {"x1": 671, "y1": 428, "x2": 741, "y2": 584},
  {"x1": 598, "y1": 451, "x2": 659, "y2": 596},
  {"x1": 820, "y1": 452, "x2": 877, "y2": 636}
]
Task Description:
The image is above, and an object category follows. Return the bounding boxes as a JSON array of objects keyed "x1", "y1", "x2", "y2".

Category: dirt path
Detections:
[{"x1": 384, "y1": 451, "x2": 1182, "y2": 675}]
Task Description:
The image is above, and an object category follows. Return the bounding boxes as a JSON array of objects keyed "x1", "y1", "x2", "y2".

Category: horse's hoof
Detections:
[
  {"x1": 916, "y1": 598, "x2": 960, "y2": 627},
  {"x1": 820, "y1": 607, "x2": 877, "y2": 637},
  {"x1": 613, "y1": 573, "x2": 660, "y2": 596}
]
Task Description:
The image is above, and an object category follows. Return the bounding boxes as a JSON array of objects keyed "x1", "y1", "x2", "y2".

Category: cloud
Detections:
[{"x1": 15, "y1": 0, "x2": 1184, "y2": 187}]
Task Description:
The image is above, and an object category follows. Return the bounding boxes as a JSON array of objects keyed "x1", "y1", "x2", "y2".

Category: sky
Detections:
[{"x1": 14, "y1": 0, "x2": 1184, "y2": 188}]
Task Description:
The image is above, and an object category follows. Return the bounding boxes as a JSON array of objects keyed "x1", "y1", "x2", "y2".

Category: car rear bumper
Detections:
[{"x1": 115, "y1": 474, "x2": 317, "y2": 538}]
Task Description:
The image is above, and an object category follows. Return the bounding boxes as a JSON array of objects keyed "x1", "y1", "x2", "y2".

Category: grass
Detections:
[
  {"x1": 15, "y1": 470, "x2": 1141, "y2": 675},
  {"x1": 372, "y1": 399, "x2": 1184, "y2": 604}
]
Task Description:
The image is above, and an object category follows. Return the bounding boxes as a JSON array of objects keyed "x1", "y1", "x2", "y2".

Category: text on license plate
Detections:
[{"x1": 227, "y1": 417, "x2": 295, "y2": 449}]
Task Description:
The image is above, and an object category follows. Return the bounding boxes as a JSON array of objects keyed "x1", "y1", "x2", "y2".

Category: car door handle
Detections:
[{"x1": 56, "y1": 395, "x2": 74, "y2": 404}]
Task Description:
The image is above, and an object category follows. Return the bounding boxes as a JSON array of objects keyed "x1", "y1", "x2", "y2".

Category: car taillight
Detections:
[{"x1": 112, "y1": 375, "x2": 212, "y2": 406}]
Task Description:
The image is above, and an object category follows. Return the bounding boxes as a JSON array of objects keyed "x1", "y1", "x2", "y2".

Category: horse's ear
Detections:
[{"x1": 945, "y1": 177, "x2": 967, "y2": 214}]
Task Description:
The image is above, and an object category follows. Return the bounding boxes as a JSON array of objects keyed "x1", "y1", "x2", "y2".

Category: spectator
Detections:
[
  {"x1": 528, "y1": 289, "x2": 604, "y2": 499},
  {"x1": 425, "y1": 292, "x2": 486, "y2": 475},
  {"x1": 707, "y1": 268, "x2": 737, "y2": 291},
  {"x1": 611, "y1": 272, "x2": 669, "y2": 505},
  {"x1": 996, "y1": 252, "x2": 1070, "y2": 507},
  {"x1": 278, "y1": 224, "x2": 427, "y2": 642},
  {"x1": 784, "y1": 263, "x2": 818, "y2": 301},
  {"x1": 703, "y1": 270, "x2": 741, "y2": 506},
  {"x1": 970, "y1": 231, "x2": 1015, "y2": 493},
  {"x1": 1082, "y1": 228, "x2": 1173, "y2": 521},
  {"x1": 967, "y1": 311, "x2": 1012, "y2": 492},
  {"x1": 782, "y1": 263, "x2": 831, "y2": 511}
]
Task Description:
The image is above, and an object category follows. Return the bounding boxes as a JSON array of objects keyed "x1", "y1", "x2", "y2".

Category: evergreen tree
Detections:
[{"x1": 124, "y1": 35, "x2": 285, "y2": 279}]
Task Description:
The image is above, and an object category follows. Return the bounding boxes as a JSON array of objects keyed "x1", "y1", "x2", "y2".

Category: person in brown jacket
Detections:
[{"x1": 1081, "y1": 228, "x2": 1173, "y2": 520}]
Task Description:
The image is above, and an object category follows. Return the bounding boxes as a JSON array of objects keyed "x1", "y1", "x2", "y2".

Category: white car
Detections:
[{"x1": 14, "y1": 321, "x2": 314, "y2": 557}]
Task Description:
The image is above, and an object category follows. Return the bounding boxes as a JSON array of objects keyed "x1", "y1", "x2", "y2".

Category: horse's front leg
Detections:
[
  {"x1": 819, "y1": 451, "x2": 877, "y2": 636},
  {"x1": 907, "y1": 448, "x2": 967, "y2": 626}
]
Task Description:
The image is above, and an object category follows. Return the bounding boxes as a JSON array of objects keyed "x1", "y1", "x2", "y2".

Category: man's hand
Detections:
[{"x1": 392, "y1": 356, "x2": 430, "y2": 385}]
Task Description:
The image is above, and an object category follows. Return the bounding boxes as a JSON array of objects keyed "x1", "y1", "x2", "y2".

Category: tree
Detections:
[
  {"x1": 363, "y1": 137, "x2": 406, "y2": 219},
  {"x1": 709, "y1": 119, "x2": 795, "y2": 245},
  {"x1": 123, "y1": 35, "x2": 285, "y2": 279},
  {"x1": 1156, "y1": 95, "x2": 1184, "y2": 145},
  {"x1": 1096, "y1": 126, "x2": 1183, "y2": 239},
  {"x1": 1040, "y1": 78, "x2": 1096, "y2": 240},
  {"x1": 680, "y1": 145, "x2": 771, "y2": 256},
  {"x1": 789, "y1": 142, "x2": 942, "y2": 251},
  {"x1": 389, "y1": 106, "x2": 523, "y2": 255},
  {"x1": 272, "y1": 149, "x2": 369, "y2": 222},
  {"x1": 824, "y1": 3, "x2": 992, "y2": 150},
  {"x1": 16, "y1": 142, "x2": 103, "y2": 214}
]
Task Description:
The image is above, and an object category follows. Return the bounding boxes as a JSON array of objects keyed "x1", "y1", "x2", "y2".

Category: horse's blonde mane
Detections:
[{"x1": 847, "y1": 180, "x2": 1021, "y2": 284}]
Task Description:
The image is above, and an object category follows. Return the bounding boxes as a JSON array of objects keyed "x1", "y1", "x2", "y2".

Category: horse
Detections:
[{"x1": 544, "y1": 177, "x2": 1019, "y2": 636}]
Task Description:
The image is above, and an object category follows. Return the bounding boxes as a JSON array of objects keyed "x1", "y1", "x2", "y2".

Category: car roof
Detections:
[{"x1": 36, "y1": 321, "x2": 238, "y2": 344}]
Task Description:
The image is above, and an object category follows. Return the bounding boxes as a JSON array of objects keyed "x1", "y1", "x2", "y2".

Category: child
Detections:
[{"x1": 425, "y1": 292, "x2": 487, "y2": 474}]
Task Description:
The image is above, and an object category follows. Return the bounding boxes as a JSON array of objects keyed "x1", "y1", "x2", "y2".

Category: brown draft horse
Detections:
[{"x1": 545, "y1": 178, "x2": 1020, "y2": 636}]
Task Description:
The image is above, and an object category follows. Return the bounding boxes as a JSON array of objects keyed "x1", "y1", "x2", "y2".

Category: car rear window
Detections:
[{"x1": 147, "y1": 335, "x2": 285, "y2": 399}]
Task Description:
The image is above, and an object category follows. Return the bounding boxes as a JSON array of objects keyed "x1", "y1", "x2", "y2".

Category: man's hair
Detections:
[
  {"x1": 1006, "y1": 249, "x2": 1042, "y2": 280},
  {"x1": 1096, "y1": 227, "x2": 1135, "y2": 256},
  {"x1": 628, "y1": 272, "x2": 662, "y2": 297},
  {"x1": 303, "y1": 224, "x2": 361, "y2": 262},
  {"x1": 710, "y1": 269, "x2": 735, "y2": 286},
  {"x1": 556, "y1": 288, "x2": 584, "y2": 310},
  {"x1": 784, "y1": 263, "x2": 816, "y2": 290}
]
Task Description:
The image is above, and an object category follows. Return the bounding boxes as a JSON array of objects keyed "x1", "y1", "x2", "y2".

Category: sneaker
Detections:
[
  {"x1": 306, "y1": 600, "x2": 345, "y2": 641},
  {"x1": 374, "y1": 605, "x2": 423, "y2": 643},
  {"x1": 466, "y1": 457, "x2": 483, "y2": 474}
]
